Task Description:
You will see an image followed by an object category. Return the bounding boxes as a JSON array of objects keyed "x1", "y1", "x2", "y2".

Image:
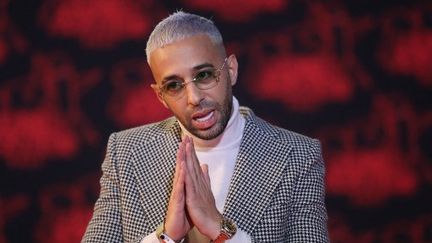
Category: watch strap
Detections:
[
  {"x1": 212, "y1": 218, "x2": 237, "y2": 243},
  {"x1": 158, "y1": 232, "x2": 180, "y2": 243},
  {"x1": 213, "y1": 232, "x2": 231, "y2": 243},
  {"x1": 156, "y1": 222, "x2": 185, "y2": 243}
]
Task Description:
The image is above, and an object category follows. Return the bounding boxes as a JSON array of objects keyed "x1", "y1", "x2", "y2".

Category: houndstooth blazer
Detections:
[{"x1": 82, "y1": 107, "x2": 329, "y2": 243}]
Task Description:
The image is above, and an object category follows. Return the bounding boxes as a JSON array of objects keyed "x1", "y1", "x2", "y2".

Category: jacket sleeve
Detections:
[
  {"x1": 82, "y1": 133, "x2": 124, "y2": 242},
  {"x1": 286, "y1": 139, "x2": 329, "y2": 242}
]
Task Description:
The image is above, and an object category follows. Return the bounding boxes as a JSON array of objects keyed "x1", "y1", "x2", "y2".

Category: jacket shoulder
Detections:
[
  {"x1": 240, "y1": 106, "x2": 319, "y2": 147},
  {"x1": 110, "y1": 116, "x2": 179, "y2": 147}
]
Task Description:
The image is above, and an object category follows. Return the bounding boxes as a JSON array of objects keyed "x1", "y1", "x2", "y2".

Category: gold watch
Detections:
[{"x1": 213, "y1": 218, "x2": 237, "y2": 243}]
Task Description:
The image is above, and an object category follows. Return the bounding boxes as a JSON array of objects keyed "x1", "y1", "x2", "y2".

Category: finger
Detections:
[
  {"x1": 177, "y1": 160, "x2": 186, "y2": 194},
  {"x1": 173, "y1": 147, "x2": 181, "y2": 184},
  {"x1": 184, "y1": 139, "x2": 198, "y2": 195},
  {"x1": 186, "y1": 137, "x2": 201, "y2": 180},
  {"x1": 184, "y1": 137, "x2": 197, "y2": 179},
  {"x1": 171, "y1": 159, "x2": 186, "y2": 203},
  {"x1": 171, "y1": 139, "x2": 187, "y2": 199},
  {"x1": 173, "y1": 139, "x2": 186, "y2": 184},
  {"x1": 200, "y1": 164, "x2": 211, "y2": 186}
]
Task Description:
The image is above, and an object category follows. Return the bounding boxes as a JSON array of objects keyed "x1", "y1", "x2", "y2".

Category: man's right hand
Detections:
[{"x1": 164, "y1": 139, "x2": 191, "y2": 241}]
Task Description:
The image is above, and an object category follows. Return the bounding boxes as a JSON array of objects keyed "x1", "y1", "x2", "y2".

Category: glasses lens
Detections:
[
  {"x1": 194, "y1": 69, "x2": 219, "y2": 90},
  {"x1": 162, "y1": 80, "x2": 184, "y2": 96}
]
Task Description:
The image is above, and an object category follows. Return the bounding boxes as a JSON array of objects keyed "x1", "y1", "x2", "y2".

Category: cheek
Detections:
[
  {"x1": 166, "y1": 101, "x2": 188, "y2": 118},
  {"x1": 211, "y1": 80, "x2": 230, "y2": 98},
  {"x1": 218, "y1": 82, "x2": 232, "y2": 100}
]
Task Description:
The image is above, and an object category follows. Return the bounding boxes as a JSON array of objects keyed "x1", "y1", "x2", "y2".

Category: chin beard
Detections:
[
  {"x1": 190, "y1": 122, "x2": 225, "y2": 140},
  {"x1": 186, "y1": 97, "x2": 233, "y2": 141}
]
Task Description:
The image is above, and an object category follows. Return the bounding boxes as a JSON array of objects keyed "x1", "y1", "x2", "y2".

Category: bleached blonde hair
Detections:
[{"x1": 145, "y1": 11, "x2": 224, "y2": 63}]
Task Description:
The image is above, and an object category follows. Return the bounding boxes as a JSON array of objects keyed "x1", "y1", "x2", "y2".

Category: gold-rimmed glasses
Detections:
[{"x1": 155, "y1": 58, "x2": 228, "y2": 99}]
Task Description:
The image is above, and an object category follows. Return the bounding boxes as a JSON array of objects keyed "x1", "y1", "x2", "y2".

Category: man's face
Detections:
[{"x1": 149, "y1": 35, "x2": 238, "y2": 140}]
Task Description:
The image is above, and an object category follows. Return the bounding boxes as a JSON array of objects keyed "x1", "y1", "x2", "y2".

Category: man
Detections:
[{"x1": 82, "y1": 11, "x2": 329, "y2": 243}]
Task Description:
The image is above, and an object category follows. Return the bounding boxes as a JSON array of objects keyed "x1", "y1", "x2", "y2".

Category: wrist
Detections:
[
  {"x1": 156, "y1": 222, "x2": 185, "y2": 243},
  {"x1": 208, "y1": 214, "x2": 224, "y2": 240}
]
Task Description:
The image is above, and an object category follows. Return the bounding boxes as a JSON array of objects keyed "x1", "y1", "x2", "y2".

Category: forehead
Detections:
[{"x1": 149, "y1": 35, "x2": 222, "y2": 83}]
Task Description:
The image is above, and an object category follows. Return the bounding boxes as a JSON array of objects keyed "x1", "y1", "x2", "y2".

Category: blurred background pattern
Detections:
[{"x1": 1, "y1": 0, "x2": 432, "y2": 242}]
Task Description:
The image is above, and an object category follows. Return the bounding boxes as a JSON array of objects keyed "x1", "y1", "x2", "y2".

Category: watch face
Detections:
[{"x1": 222, "y1": 218, "x2": 237, "y2": 235}]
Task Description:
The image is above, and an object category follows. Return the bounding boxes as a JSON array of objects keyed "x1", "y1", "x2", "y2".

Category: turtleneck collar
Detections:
[{"x1": 179, "y1": 96, "x2": 245, "y2": 152}]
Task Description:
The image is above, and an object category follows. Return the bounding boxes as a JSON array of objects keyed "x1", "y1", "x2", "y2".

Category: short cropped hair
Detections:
[{"x1": 146, "y1": 11, "x2": 224, "y2": 63}]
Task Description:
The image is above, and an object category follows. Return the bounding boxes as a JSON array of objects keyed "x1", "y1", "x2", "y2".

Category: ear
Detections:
[
  {"x1": 151, "y1": 84, "x2": 169, "y2": 109},
  {"x1": 227, "y1": 54, "x2": 238, "y2": 86}
]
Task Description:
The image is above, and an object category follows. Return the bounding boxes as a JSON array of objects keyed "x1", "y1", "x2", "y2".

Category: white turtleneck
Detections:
[
  {"x1": 180, "y1": 96, "x2": 245, "y2": 213},
  {"x1": 142, "y1": 97, "x2": 251, "y2": 242}
]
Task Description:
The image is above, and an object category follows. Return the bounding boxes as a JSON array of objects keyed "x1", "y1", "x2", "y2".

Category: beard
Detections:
[{"x1": 183, "y1": 92, "x2": 233, "y2": 140}]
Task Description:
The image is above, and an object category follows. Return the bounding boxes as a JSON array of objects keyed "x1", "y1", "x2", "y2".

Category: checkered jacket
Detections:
[{"x1": 82, "y1": 107, "x2": 329, "y2": 242}]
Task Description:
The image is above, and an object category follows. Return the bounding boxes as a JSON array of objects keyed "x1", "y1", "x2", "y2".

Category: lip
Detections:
[
  {"x1": 192, "y1": 109, "x2": 215, "y2": 120},
  {"x1": 191, "y1": 109, "x2": 216, "y2": 130}
]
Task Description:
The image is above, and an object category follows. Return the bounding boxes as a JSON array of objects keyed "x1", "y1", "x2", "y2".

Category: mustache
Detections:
[{"x1": 194, "y1": 100, "x2": 219, "y2": 110}]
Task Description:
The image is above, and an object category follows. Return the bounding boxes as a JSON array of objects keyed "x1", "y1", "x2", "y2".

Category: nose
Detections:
[{"x1": 184, "y1": 82, "x2": 204, "y2": 106}]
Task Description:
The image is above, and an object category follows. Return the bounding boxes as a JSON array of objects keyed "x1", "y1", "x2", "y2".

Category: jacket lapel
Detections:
[
  {"x1": 131, "y1": 119, "x2": 182, "y2": 230},
  {"x1": 223, "y1": 112, "x2": 293, "y2": 234}
]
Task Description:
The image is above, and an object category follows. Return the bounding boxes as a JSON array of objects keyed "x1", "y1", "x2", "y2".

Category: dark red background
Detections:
[{"x1": 1, "y1": 0, "x2": 432, "y2": 242}]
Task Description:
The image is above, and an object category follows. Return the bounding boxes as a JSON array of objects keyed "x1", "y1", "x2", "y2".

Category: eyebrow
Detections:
[
  {"x1": 193, "y1": 63, "x2": 214, "y2": 70},
  {"x1": 160, "y1": 62, "x2": 215, "y2": 84}
]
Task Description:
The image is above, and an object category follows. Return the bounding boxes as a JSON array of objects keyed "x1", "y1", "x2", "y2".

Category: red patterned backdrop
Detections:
[{"x1": 1, "y1": 0, "x2": 431, "y2": 242}]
